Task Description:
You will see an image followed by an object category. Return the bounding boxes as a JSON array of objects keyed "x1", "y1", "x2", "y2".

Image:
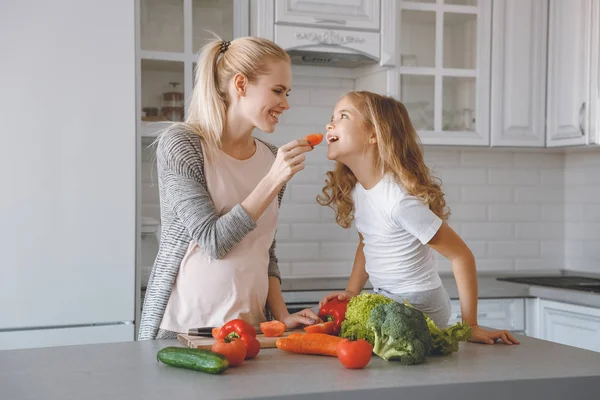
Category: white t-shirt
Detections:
[
  {"x1": 353, "y1": 174, "x2": 443, "y2": 294},
  {"x1": 160, "y1": 139, "x2": 278, "y2": 332}
]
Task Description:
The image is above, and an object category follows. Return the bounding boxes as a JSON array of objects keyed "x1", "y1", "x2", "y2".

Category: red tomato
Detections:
[
  {"x1": 336, "y1": 338, "x2": 373, "y2": 369},
  {"x1": 212, "y1": 327, "x2": 220, "y2": 339},
  {"x1": 240, "y1": 335, "x2": 261, "y2": 359},
  {"x1": 260, "y1": 320, "x2": 287, "y2": 337},
  {"x1": 303, "y1": 321, "x2": 335, "y2": 335},
  {"x1": 211, "y1": 337, "x2": 247, "y2": 366}
]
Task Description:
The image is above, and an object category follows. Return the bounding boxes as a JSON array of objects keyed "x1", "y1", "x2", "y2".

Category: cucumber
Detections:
[{"x1": 157, "y1": 346, "x2": 229, "y2": 374}]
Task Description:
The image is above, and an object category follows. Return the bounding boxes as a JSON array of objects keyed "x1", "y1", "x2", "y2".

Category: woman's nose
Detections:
[{"x1": 281, "y1": 97, "x2": 290, "y2": 110}]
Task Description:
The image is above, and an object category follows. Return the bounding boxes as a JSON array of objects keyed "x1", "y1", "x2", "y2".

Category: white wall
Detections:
[
  {"x1": 140, "y1": 70, "x2": 568, "y2": 281},
  {"x1": 564, "y1": 150, "x2": 600, "y2": 273}
]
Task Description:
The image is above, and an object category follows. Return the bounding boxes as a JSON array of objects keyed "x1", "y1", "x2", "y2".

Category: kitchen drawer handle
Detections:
[
  {"x1": 456, "y1": 312, "x2": 487, "y2": 320},
  {"x1": 579, "y1": 102, "x2": 586, "y2": 136},
  {"x1": 314, "y1": 18, "x2": 347, "y2": 25}
]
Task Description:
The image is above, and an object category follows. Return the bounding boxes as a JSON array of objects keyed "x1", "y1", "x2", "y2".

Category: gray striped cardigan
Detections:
[{"x1": 138, "y1": 126, "x2": 285, "y2": 340}]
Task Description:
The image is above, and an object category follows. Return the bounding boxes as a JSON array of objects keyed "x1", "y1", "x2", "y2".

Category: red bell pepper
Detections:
[
  {"x1": 216, "y1": 319, "x2": 260, "y2": 359},
  {"x1": 318, "y1": 298, "x2": 349, "y2": 335}
]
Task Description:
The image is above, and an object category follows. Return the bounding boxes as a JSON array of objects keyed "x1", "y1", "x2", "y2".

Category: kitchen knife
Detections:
[{"x1": 188, "y1": 327, "x2": 217, "y2": 337}]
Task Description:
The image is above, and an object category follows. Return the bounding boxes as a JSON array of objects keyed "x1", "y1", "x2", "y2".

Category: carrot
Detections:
[
  {"x1": 276, "y1": 333, "x2": 343, "y2": 357},
  {"x1": 305, "y1": 133, "x2": 323, "y2": 147}
]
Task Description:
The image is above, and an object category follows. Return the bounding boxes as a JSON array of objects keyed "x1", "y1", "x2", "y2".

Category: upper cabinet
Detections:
[
  {"x1": 396, "y1": 0, "x2": 492, "y2": 146},
  {"x1": 490, "y1": 0, "x2": 547, "y2": 147},
  {"x1": 137, "y1": 0, "x2": 245, "y2": 138},
  {"x1": 275, "y1": 0, "x2": 380, "y2": 31},
  {"x1": 546, "y1": 0, "x2": 596, "y2": 147}
]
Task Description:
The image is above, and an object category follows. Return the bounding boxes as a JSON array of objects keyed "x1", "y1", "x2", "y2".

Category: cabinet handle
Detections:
[
  {"x1": 456, "y1": 312, "x2": 487, "y2": 320},
  {"x1": 579, "y1": 102, "x2": 586, "y2": 136},
  {"x1": 314, "y1": 18, "x2": 347, "y2": 25}
]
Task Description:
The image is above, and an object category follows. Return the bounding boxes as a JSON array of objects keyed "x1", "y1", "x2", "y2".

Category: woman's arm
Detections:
[
  {"x1": 157, "y1": 131, "x2": 310, "y2": 260},
  {"x1": 428, "y1": 222, "x2": 519, "y2": 345}
]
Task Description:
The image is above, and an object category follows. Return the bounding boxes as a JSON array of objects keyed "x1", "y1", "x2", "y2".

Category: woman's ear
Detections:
[
  {"x1": 368, "y1": 131, "x2": 377, "y2": 145},
  {"x1": 233, "y1": 73, "x2": 247, "y2": 96}
]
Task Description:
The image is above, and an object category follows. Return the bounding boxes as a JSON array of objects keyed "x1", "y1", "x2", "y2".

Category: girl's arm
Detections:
[
  {"x1": 428, "y1": 222, "x2": 519, "y2": 345},
  {"x1": 267, "y1": 276, "x2": 321, "y2": 328},
  {"x1": 319, "y1": 233, "x2": 369, "y2": 307}
]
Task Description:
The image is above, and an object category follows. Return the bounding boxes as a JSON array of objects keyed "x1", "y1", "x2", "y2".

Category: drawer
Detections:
[
  {"x1": 275, "y1": 0, "x2": 380, "y2": 31},
  {"x1": 449, "y1": 298, "x2": 526, "y2": 331}
]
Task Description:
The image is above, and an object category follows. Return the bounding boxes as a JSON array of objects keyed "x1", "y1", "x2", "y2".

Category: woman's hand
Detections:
[
  {"x1": 268, "y1": 139, "x2": 313, "y2": 186},
  {"x1": 280, "y1": 308, "x2": 322, "y2": 330},
  {"x1": 318, "y1": 290, "x2": 356, "y2": 308},
  {"x1": 469, "y1": 325, "x2": 520, "y2": 345}
]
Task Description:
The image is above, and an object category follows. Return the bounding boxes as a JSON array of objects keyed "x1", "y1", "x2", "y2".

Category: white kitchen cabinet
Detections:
[
  {"x1": 589, "y1": 0, "x2": 600, "y2": 145},
  {"x1": 539, "y1": 299, "x2": 600, "y2": 352},
  {"x1": 546, "y1": 0, "x2": 595, "y2": 147},
  {"x1": 275, "y1": 0, "x2": 381, "y2": 31},
  {"x1": 137, "y1": 0, "x2": 247, "y2": 138},
  {"x1": 397, "y1": 0, "x2": 491, "y2": 146},
  {"x1": 449, "y1": 298, "x2": 526, "y2": 333},
  {"x1": 490, "y1": 0, "x2": 547, "y2": 147}
]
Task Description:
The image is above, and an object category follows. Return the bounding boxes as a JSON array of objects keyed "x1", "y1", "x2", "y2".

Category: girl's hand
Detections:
[
  {"x1": 469, "y1": 325, "x2": 520, "y2": 345},
  {"x1": 281, "y1": 308, "x2": 322, "y2": 330},
  {"x1": 318, "y1": 290, "x2": 356, "y2": 308},
  {"x1": 268, "y1": 139, "x2": 313, "y2": 186}
]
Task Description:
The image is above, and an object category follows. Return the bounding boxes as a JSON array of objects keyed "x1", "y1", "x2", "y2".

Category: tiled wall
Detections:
[
  {"x1": 140, "y1": 71, "x2": 569, "y2": 280},
  {"x1": 564, "y1": 150, "x2": 600, "y2": 273}
]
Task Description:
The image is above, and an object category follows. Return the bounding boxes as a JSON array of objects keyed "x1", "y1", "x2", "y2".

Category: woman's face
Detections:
[
  {"x1": 240, "y1": 60, "x2": 292, "y2": 133},
  {"x1": 325, "y1": 96, "x2": 371, "y2": 162}
]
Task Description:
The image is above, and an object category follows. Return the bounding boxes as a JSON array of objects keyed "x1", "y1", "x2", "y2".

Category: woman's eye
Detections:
[{"x1": 274, "y1": 90, "x2": 282, "y2": 94}]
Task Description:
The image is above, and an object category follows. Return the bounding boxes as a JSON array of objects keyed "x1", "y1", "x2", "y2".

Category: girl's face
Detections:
[
  {"x1": 325, "y1": 96, "x2": 373, "y2": 161},
  {"x1": 240, "y1": 60, "x2": 292, "y2": 133}
]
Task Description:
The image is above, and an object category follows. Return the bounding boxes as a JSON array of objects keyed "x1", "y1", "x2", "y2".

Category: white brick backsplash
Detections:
[
  {"x1": 138, "y1": 78, "x2": 592, "y2": 279},
  {"x1": 541, "y1": 241, "x2": 565, "y2": 258},
  {"x1": 514, "y1": 186, "x2": 564, "y2": 203},
  {"x1": 277, "y1": 243, "x2": 320, "y2": 261},
  {"x1": 460, "y1": 152, "x2": 513, "y2": 167},
  {"x1": 513, "y1": 153, "x2": 564, "y2": 168},
  {"x1": 489, "y1": 204, "x2": 539, "y2": 222},
  {"x1": 437, "y1": 168, "x2": 487, "y2": 185},
  {"x1": 488, "y1": 241, "x2": 539, "y2": 258},
  {"x1": 292, "y1": 223, "x2": 352, "y2": 241},
  {"x1": 461, "y1": 223, "x2": 513, "y2": 239},
  {"x1": 461, "y1": 186, "x2": 513, "y2": 203},
  {"x1": 516, "y1": 223, "x2": 564, "y2": 240},
  {"x1": 488, "y1": 169, "x2": 539, "y2": 185},
  {"x1": 279, "y1": 204, "x2": 321, "y2": 222},
  {"x1": 448, "y1": 204, "x2": 487, "y2": 221}
]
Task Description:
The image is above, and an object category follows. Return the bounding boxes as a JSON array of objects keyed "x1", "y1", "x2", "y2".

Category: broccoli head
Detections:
[
  {"x1": 340, "y1": 293, "x2": 393, "y2": 345},
  {"x1": 366, "y1": 302, "x2": 432, "y2": 365},
  {"x1": 425, "y1": 315, "x2": 472, "y2": 356}
]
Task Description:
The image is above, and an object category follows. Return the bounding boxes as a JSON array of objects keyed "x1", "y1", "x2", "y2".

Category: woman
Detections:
[{"x1": 138, "y1": 36, "x2": 320, "y2": 340}]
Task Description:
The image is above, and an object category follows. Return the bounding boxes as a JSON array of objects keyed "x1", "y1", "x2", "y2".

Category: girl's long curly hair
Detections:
[{"x1": 317, "y1": 91, "x2": 450, "y2": 228}]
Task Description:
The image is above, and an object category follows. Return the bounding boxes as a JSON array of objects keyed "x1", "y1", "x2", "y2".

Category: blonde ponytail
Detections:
[{"x1": 169, "y1": 35, "x2": 290, "y2": 159}]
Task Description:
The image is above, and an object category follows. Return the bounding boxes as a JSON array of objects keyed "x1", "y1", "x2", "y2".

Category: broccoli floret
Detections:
[
  {"x1": 425, "y1": 315, "x2": 472, "y2": 356},
  {"x1": 366, "y1": 302, "x2": 432, "y2": 365},
  {"x1": 340, "y1": 293, "x2": 393, "y2": 344}
]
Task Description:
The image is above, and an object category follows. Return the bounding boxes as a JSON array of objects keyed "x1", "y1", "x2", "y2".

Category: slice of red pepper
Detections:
[{"x1": 317, "y1": 298, "x2": 349, "y2": 336}]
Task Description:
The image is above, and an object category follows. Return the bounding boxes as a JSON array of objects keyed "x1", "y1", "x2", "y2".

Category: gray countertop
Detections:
[{"x1": 2, "y1": 335, "x2": 600, "y2": 399}]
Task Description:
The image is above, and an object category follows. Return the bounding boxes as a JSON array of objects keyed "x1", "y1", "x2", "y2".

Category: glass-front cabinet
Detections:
[
  {"x1": 137, "y1": 0, "x2": 238, "y2": 138},
  {"x1": 397, "y1": 0, "x2": 491, "y2": 145}
]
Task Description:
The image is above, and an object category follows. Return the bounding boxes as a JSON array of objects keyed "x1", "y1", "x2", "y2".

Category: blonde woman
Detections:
[
  {"x1": 317, "y1": 91, "x2": 519, "y2": 346},
  {"x1": 139, "y1": 37, "x2": 320, "y2": 340}
]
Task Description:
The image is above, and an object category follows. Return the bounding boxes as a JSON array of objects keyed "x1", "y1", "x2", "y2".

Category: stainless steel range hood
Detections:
[{"x1": 287, "y1": 49, "x2": 379, "y2": 68}]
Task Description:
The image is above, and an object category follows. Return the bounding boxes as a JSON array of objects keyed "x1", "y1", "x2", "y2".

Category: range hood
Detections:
[{"x1": 287, "y1": 49, "x2": 378, "y2": 68}]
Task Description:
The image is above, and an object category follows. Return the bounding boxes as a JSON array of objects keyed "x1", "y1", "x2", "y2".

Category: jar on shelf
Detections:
[{"x1": 161, "y1": 82, "x2": 184, "y2": 121}]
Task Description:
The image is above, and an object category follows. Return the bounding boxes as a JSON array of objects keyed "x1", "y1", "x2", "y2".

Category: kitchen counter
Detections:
[{"x1": 2, "y1": 336, "x2": 600, "y2": 399}]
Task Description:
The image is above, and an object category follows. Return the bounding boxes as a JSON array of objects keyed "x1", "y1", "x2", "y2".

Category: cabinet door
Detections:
[
  {"x1": 539, "y1": 300, "x2": 600, "y2": 352},
  {"x1": 398, "y1": 0, "x2": 491, "y2": 146},
  {"x1": 589, "y1": 0, "x2": 600, "y2": 144},
  {"x1": 490, "y1": 0, "x2": 547, "y2": 147},
  {"x1": 449, "y1": 299, "x2": 526, "y2": 332},
  {"x1": 546, "y1": 0, "x2": 592, "y2": 147},
  {"x1": 275, "y1": 0, "x2": 380, "y2": 31}
]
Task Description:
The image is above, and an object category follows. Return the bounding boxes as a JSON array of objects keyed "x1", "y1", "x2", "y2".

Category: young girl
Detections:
[
  {"x1": 138, "y1": 36, "x2": 321, "y2": 340},
  {"x1": 317, "y1": 91, "x2": 519, "y2": 346}
]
